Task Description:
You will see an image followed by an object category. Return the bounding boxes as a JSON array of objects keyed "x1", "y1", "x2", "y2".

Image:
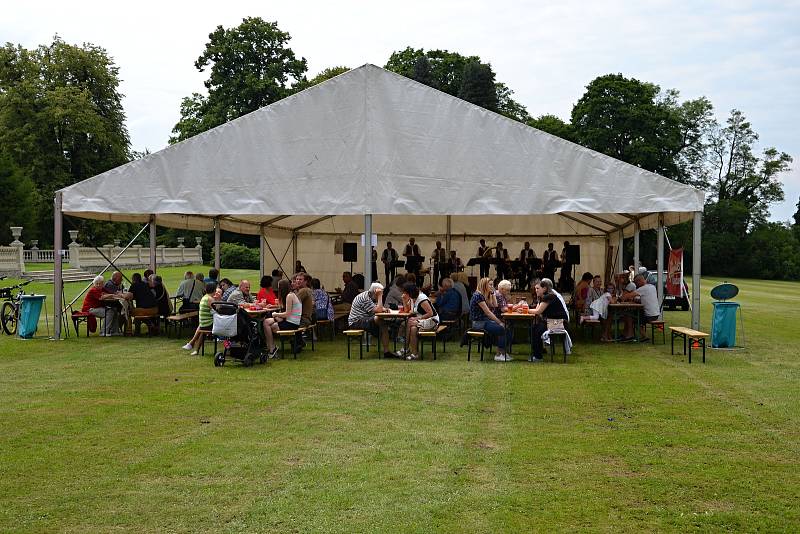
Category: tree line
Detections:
[{"x1": 1, "y1": 18, "x2": 797, "y2": 279}]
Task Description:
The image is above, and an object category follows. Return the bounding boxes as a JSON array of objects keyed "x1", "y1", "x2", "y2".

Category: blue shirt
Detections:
[
  {"x1": 469, "y1": 292, "x2": 489, "y2": 323},
  {"x1": 437, "y1": 288, "x2": 461, "y2": 314}
]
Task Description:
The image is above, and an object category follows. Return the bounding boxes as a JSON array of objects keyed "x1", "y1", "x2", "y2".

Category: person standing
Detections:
[
  {"x1": 519, "y1": 242, "x2": 537, "y2": 290},
  {"x1": 403, "y1": 237, "x2": 422, "y2": 278},
  {"x1": 477, "y1": 239, "x2": 490, "y2": 278},
  {"x1": 494, "y1": 241, "x2": 510, "y2": 280},
  {"x1": 431, "y1": 241, "x2": 447, "y2": 286},
  {"x1": 381, "y1": 241, "x2": 399, "y2": 286},
  {"x1": 542, "y1": 243, "x2": 558, "y2": 282}
]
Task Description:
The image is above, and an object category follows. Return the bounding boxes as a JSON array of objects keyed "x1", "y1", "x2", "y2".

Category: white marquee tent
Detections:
[{"x1": 53, "y1": 64, "x2": 704, "y2": 337}]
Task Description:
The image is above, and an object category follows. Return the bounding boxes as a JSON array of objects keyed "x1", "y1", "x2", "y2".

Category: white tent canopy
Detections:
[{"x1": 54, "y1": 64, "x2": 704, "y2": 337}]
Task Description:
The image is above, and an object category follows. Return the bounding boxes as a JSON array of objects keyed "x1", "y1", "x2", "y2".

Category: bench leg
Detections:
[
  {"x1": 347, "y1": 336, "x2": 351, "y2": 360},
  {"x1": 360, "y1": 333, "x2": 363, "y2": 360},
  {"x1": 671, "y1": 331, "x2": 675, "y2": 355},
  {"x1": 468, "y1": 338, "x2": 472, "y2": 361},
  {"x1": 702, "y1": 338, "x2": 706, "y2": 363}
]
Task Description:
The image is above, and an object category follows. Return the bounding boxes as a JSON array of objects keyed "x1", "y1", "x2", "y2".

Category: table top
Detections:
[
  {"x1": 608, "y1": 302, "x2": 644, "y2": 308},
  {"x1": 375, "y1": 310, "x2": 412, "y2": 318},
  {"x1": 244, "y1": 306, "x2": 280, "y2": 315},
  {"x1": 502, "y1": 312, "x2": 537, "y2": 319}
]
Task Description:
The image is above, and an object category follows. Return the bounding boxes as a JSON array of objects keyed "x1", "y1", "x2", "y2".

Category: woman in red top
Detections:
[
  {"x1": 81, "y1": 275, "x2": 113, "y2": 334},
  {"x1": 257, "y1": 275, "x2": 277, "y2": 306}
]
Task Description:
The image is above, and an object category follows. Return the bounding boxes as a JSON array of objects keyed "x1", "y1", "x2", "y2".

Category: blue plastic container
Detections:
[
  {"x1": 711, "y1": 301, "x2": 739, "y2": 348},
  {"x1": 18, "y1": 294, "x2": 46, "y2": 339}
]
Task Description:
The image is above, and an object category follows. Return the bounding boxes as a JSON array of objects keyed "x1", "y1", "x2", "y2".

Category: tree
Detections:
[
  {"x1": 0, "y1": 152, "x2": 39, "y2": 244},
  {"x1": 496, "y1": 82, "x2": 530, "y2": 122},
  {"x1": 570, "y1": 74, "x2": 684, "y2": 178},
  {"x1": 527, "y1": 114, "x2": 577, "y2": 143},
  {"x1": 704, "y1": 110, "x2": 792, "y2": 225},
  {"x1": 301, "y1": 66, "x2": 349, "y2": 89},
  {"x1": 412, "y1": 56, "x2": 434, "y2": 87},
  {"x1": 0, "y1": 37, "x2": 130, "y2": 242},
  {"x1": 170, "y1": 17, "x2": 307, "y2": 143},
  {"x1": 458, "y1": 61, "x2": 498, "y2": 111}
]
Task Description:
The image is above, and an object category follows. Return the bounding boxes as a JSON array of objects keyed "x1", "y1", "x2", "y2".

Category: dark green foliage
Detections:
[
  {"x1": 458, "y1": 61, "x2": 498, "y2": 111},
  {"x1": 0, "y1": 153, "x2": 39, "y2": 244},
  {"x1": 0, "y1": 37, "x2": 130, "y2": 242},
  {"x1": 496, "y1": 82, "x2": 531, "y2": 122},
  {"x1": 217, "y1": 242, "x2": 260, "y2": 269},
  {"x1": 297, "y1": 66, "x2": 350, "y2": 90},
  {"x1": 170, "y1": 17, "x2": 307, "y2": 143},
  {"x1": 527, "y1": 114, "x2": 577, "y2": 143}
]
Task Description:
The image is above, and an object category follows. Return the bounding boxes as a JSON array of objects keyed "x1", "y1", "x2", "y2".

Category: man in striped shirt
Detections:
[{"x1": 347, "y1": 282, "x2": 393, "y2": 359}]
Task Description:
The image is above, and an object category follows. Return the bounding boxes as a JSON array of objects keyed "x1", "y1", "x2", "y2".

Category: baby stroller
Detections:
[{"x1": 210, "y1": 301, "x2": 266, "y2": 367}]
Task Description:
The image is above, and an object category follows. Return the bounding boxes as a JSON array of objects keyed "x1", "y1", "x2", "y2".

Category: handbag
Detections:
[
  {"x1": 212, "y1": 313, "x2": 238, "y2": 337},
  {"x1": 546, "y1": 318, "x2": 565, "y2": 332}
]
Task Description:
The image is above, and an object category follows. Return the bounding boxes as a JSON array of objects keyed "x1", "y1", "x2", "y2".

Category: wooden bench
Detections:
[
  {"x1": 670, "y1": 326, "x2": 710, "y2": 363},
  {"x1": 648, "y1": 319, "x2": 666, "y2": 345},
  {"x1": 343, "y1": 329, "x2": 366, "y2": 360},
  {"x1": 197, "y1": 328, "x2": 216, "y2": 356},
  {"x1": 333, "y1": 311, "x2": 350, "y2": 336},
  {"x1": 548, "y1": 331, "x2": 569, "y2": 363},
  {"x1": 315, "y1": 319, "x2": 335, "y2": 340},
  {"x1": 419, "y1": 325, "x2": 448, "y2": 360},
  {"x1": 275, "y1": 326, "x2": 311, "y2": 359},
  {"x1": 166, "y1": 311, "x2": 198, "y2": 337},
  {"x1": 466, "y1": 330, "x2": 486, "y2": 361},
  {"x1": 131, "y1": 308, "x2": 161, "y2": 336}
]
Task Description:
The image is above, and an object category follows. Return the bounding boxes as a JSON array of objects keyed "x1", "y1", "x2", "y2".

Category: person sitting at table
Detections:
[
  {"x1": 586, "y1": 275, "x2": 603, "y2": 314},
  {"x1": 204, "y1": 268, "x2": 219, "y2": 285},
  {"x1": 150, "y1": 275, "x2": 172, "y2": 326},
  {"x1": 348, "y1": 282, "x2": 394, "y2": 360},
  {"x1": 182, "y1": 283, "x2": 217, "y2": 355},
  {"x1": 80, "y1": 275, "x2": 111, "y2": 335},
  {"x1": 176, "y1": 271, "x2": 194, "y2": 301},
  {"x1": 293, "y1": 272, "x2": 315, "y2": 329},
  {"x1": 469, "y1": 277, "x2": 511, "y2": 362},
  {"x1": 398, "y1": 283, "x2": 438, "y2": 361},
  {"x1": 451, "y1": 271, "x2": 471, "y2": 316},
  {"x1": 257, "y1": 275, "x2": 277, "y2": 306},
  {"x1": 435, "y1": 278, "x2": 461, "y2": 322},
  {"x1": 494, "y1": 279, "x2": 514, "y2": 314},
  {"x1": 219, "y1": 278, "x2": 235, "y2": 301},
  {"x1": 572, "y1": 272, "x2": 594, "y2": 318},
  {"x1": 630, "y1": 274, "x2": 660, "y2": 339},
  {"x1": 580, "y1": 282, "x2": 616, "y2": 341},
  {"x1": 311, "y1": 278, "x2": 334, "y2": 321},
  {"x1": 528, "y1": 278, "x2": 570, "y2": 362},
  {"x1": 384, "y1": 274, "x2": 406, "y2": 310},
  {"x1": 129, "y1": 273, "x2": 159, "y2": 334},
  {"x1": 176, "y1": 271, "x2": 204, "y2": 312},
  {"x1": 341, "y1": 271, "x2": 359, "y2": 304},
  {"x1": 102, "y1": 271, "x2": 133, "y2": 335},
  {"x1": 262, "y1": 279, "x2": 302, "y2": 359},
  {"x1": 227, "y1": 280, "x2": 254, "y2": 307}
]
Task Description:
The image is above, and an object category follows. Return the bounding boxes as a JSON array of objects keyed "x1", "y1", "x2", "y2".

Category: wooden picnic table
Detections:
[{"x1": 608, "y1": 302, "x2": 644, "y2": 342}]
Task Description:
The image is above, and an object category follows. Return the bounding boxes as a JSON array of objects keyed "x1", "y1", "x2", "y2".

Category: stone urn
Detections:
[
  {"x1": 9, "y1": 226, "x2": 23, "y2": 246},
  {"x1": 68, "y1": 230, "x2": 79, "y2": 244},
  {"x1": 30, "y1": 240, "x2": 39, "y2": 250},
  {"x1": 195, "y1": 237, "x2": 203, "y2": 247},
  {"x1": 177, "y1": 237, "x2": 185, "y2": 248}
]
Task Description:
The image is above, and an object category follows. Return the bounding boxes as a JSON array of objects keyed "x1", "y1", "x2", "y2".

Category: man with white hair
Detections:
[
  {"x1": 347, "y1": 282, "x2": 393, "y2": 359},
  {"x1": 80, "y1": 275, "x2": 126, "y2": 336}
]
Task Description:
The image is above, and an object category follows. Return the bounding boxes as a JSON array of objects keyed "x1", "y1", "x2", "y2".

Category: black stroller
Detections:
[{"x1": 210, "y1": 302, "x2": 266, "y2": 367}]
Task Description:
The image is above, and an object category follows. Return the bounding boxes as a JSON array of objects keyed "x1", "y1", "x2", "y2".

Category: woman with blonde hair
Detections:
[{"x1": 469, "y1": 277, "x2": 512, "y2": 362}]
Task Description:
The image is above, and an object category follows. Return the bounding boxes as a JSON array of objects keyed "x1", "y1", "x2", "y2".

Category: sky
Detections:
[{"x1": 3, "y1": 0, "x2": 799, "y2": 221}]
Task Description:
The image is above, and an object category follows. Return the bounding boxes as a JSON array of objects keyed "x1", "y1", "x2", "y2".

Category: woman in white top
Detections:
[
  {"x1": 262, "y1": 279, "x2": 302, "y2": 358},
  {"x1": 400, "y1": 282, "x2": 438, "y2": 361}
]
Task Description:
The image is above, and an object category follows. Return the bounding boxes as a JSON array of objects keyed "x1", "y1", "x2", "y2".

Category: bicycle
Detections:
[{"x1": 0, "y1": 280, "x2": 33, "y2": 335}]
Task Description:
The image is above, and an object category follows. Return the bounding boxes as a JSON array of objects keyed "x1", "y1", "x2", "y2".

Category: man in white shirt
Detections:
[{"x1": 631, "y1": 274, "x2": 660, "y2": 340}]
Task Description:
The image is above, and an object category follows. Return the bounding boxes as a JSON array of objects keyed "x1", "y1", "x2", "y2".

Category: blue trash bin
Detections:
[
  {"x1": 711, "y1": 301, "x2": 739, "y2": 348},
  {"x1": 18, "y1": 294, "x2": 46, "y2": 339}
]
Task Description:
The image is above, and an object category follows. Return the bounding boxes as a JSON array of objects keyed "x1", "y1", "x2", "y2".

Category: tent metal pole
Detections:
[
  {"x1": 364, "y1": 214, "x2": 372, "y2": 287},
  {"x1": 292, "y1": 232, "x2": 298, "y2": 274},
  {"x1": 53, "y1": 192, "x2": 63, "y2": 340},
  {"x1": 633, "y1": 220, "x2": 640, "y2": 271},
  {"x1": 657, "y1": 214, "x2": 665, "y2": 306},
  {"x1": 445, "y1": 215, "x2": 452, "y2": 253},
  {"x1": 149, "y1": 215, "x2": 157, "y2": 272},
  {"x1": 617, "y1": 231, "x2": 624, "y2": 275},
  {"x1": 692, "y1": 211, "x2": 702, "y2": 329},
  {"x1": 259, "y1": 225, "x2": 265, "y2": 278},
  {"x1": 604, "y1": 234, "x2": 611, "y2": 283},
  {"x1": 213, "y1": 218, "x2": 221, "y2": 271}
]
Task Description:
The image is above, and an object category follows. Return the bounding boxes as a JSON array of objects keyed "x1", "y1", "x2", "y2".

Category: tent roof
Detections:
[{"x1": 59, "y1": 64, "x2": 704, "y2": 236}]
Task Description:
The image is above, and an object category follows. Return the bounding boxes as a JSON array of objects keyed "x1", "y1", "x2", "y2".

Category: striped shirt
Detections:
[
  {"x1": 348, "y1": 291, "x2": 375, "y2": 326},
  {"x1": 198, "y1": 294, "x2": 214, "y2": 327},
  {"x1": 285, "y1": 295, "x2": 302, "y2": 325}
]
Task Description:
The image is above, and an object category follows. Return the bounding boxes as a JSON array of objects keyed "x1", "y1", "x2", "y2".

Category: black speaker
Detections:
[
  {"x1": 566, "y1": 244, "x2": 581, "y2": 265},
  {"x1": 343, "y1": 242, "x2": 358, "y2": 262}
]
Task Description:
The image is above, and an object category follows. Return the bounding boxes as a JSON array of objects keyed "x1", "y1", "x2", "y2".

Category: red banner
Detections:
[{"x1": 666, "y1": 247, "x2": 684, "y2": 297}]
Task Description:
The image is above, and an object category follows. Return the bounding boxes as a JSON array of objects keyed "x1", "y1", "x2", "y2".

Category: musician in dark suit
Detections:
[
  {"x1": 519, "y1": 241, "x2": 537, "y2": 290},
  {"x1": 381, "y1": 241, "x2": 399, "y2": 286},
  {"x1": 542, "y1": 242, "x2": 558, "y2": 282},
  {"x1": 477, "y1": 239, "x2": 489, "y2": 278},
  {"x1": 431, "y1": 241, "x2": 448, "y2": 286},
  {"x1": 403, "y1": 237, "x2": 422, "y2": 277},
  {"x1": 494, "y1": 241, "x2": 510, "y2": 279}
]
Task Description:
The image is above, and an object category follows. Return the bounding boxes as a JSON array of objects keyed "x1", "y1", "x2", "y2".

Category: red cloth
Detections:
[
  {"x1": 257, "y1": 287, "x2": 278, "y2": 305},
  {"x1": 82, "y1": 286, "x2": 105, "y2": 312}
]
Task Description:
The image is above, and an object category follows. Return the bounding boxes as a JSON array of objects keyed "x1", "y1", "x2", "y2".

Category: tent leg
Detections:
[
  {"x1": 657, "y1": 214, "x2": 665, "y2": 305},
  {"x1": 149, "y1": 215, "x2": 157, "y2": 272},
  {"x1": 213, "y1": 218, "x2": 221, "y2": 271},
  {"x1": 692, "y1": 211, "x2": 702, "y2": 330},
  {"x1": 53, "y1": 192, "x2": 63, "y2": 340},
  {"x1": 364, "y1": 214, "x2": 372, "y2": 287},
  {"x1": 292, "y1": 232, "x2": 298, "y2": 275},
  {"x1": 617, "y1": 231, "x2": 624, "y2": 275},
  {"x1": 633, "y1": 220, "x2": 640, "y2": 271},
  {"x1": 445, "y1": 215, "x2": 452, "y2": 254},
  {"x1": 259, "y1": 227, "x2": 265, "y2": 278}
]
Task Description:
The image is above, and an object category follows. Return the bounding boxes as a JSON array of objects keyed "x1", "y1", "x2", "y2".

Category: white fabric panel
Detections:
[{"x1": 61, "y1": 64, "x2": 703, "y2": 226}]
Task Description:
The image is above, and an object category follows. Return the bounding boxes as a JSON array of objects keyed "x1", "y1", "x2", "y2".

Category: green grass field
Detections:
[{"x1": 0, "y1": 267, "x2": 797, "y2": 532}]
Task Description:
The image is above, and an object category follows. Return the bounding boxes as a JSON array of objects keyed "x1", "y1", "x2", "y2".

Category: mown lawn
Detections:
[{"x1": 0, "y1": 268, "x2": 797, "y2": 532}]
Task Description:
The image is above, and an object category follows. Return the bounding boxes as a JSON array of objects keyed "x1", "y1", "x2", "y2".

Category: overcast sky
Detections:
[{"x1": 4, "y1": 0, "x2": 799, "y2": 220}]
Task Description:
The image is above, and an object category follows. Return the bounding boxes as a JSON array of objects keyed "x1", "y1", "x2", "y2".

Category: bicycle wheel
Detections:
[{"x1": 1, "y1": 301, "x2": 17, "y2": 335}]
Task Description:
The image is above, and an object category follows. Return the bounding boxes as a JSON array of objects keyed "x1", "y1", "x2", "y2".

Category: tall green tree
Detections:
[
  {"x1": 301, "y1": 66, "x2": 349, "y2": 89},
  {"x1": 385, "y1": 47, "x2": 479, "y2": 95},
  {"x1": 458, "y1": 61, "x2": 498, "y2": 111},
  {"x1": 0, "y1": 36, "x2": 130, "y2": 242},
  {"x1": 496, "y1": 82, "x2": 530, "y2": 122},
  {"x1": 0, "y1": 152, "x2": 39, "y2": 244},
  {"x1": 170, "y1": 17, "x2": 308, "y2": 143},
  {"x1": 527, "y1": 114, "x2": 576, "y2": 142}
]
